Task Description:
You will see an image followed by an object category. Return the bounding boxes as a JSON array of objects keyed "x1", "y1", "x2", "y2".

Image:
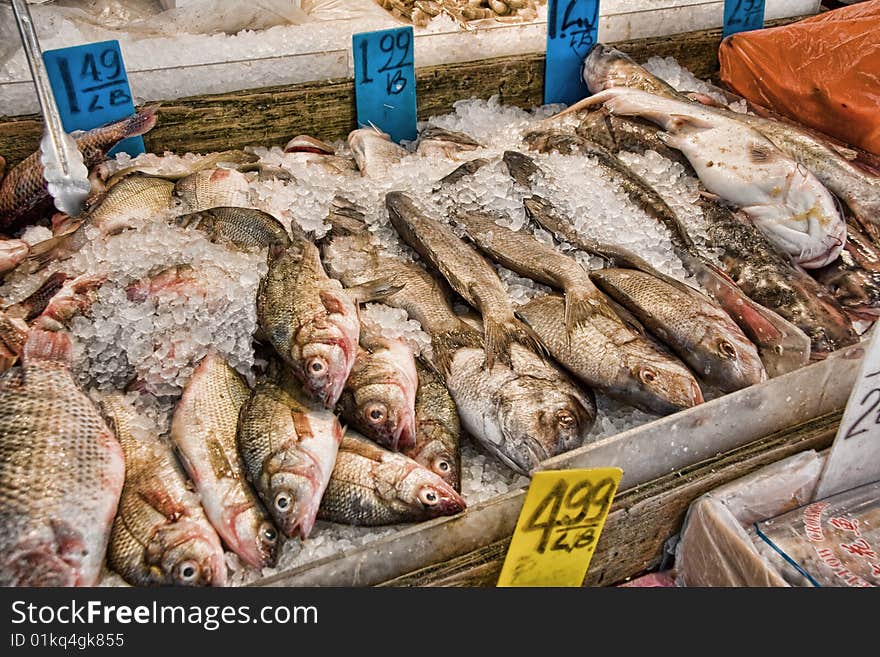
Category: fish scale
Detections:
[{"x1": 0, "y1": 330, "x2": 124, "y2": 586}]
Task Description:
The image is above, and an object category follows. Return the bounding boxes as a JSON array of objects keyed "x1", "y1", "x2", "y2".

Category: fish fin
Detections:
[
  {"x1": 25, "y1": 228, "x2": 80, "y2": 271},
  {"x1": 698, "y1": 189, "x2": 723, "y2": 202},
  {"x1": 345, "y1": 277, "x2": 404, "y2": 304},
  {"x1": 683, "y1": 91, "x2": 725, "y2": 108},
  {"x1": 830, "y1": 144, "x2": 858, "y2": 161},
  {"x1": 483, "y1": 315, "x2": 546, "y2": 370},
  {"x1": 22, "y1": 328, "x2": 72, "y2": 366},
  {"x1": 137, "y1": 485, "x2": 187, "y2": 522},
  {"x1": 563, "y1": 288, "x2": 617, "y2": 332},
  {"x1": 603, "y1": 297, "x2": 647, "y2": 336},
  {"x1": 748, "y1": 143, "x2": 777, "y2": 164},
  {"x1": 430, "y1": 326, "x2": 483, "y2": 376},
  {"x1": 667, "y1": 114, "x2": 714, "y2": 133}
]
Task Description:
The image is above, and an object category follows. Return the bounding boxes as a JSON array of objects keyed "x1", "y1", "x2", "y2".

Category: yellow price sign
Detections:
[{"x1": 497, "y1": 468, "x2": 622, "y2": 587}]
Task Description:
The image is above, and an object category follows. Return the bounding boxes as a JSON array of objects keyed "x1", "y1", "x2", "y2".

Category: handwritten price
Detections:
[
  {"x1": 357, "y1": 29, "x2": 412, "y2": 96},
  {"x1": 522, "y1": 475, "x2": 616, "y2": 554}
]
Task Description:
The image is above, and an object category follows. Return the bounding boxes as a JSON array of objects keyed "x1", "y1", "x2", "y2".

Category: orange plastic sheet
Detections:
[{"x1": 719, "y1": 2, "x2": 880, "y2": 156}]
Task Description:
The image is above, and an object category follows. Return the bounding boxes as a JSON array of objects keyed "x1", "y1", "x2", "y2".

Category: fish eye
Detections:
[
  {"x1": 719, "y1": 340, "x2": 737, "y2": 359},
  {"x1": 307, "y1": 358, "x2": 326, "y2": 374},
  {"x1": 555, "y1": 410, "x2": 576, "y2": 428},
  {"x1": 434, "y1": 458, "x2": 451, "y2": 473},
  {"x1": 177, "y1": 561, "x2": 200, "y2": 583},
  {"x1": 274, "y1": 492, "x2": 292, "y2": 512},
  {"x1": 261, "y1": 523, "x2": 278, "y2": 544},
  {"x1": 419, "y1": 488, "x2": 439, "y2": 505},
  {"x1": 365, "y1": 403, "x2": 386, "y2": 424},
  {"x1": 640, "y1": 367, "x2": 657, "y2": 383}
]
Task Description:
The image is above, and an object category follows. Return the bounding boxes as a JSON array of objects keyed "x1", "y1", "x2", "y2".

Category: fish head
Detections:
[
  {"x1": 581, "y1": 44, "x2": 634, "y2": 93},
  {"x1": 692, "y1": 323, "x2": 767, "y2": 392},
  {"x1": 294, "y1": 315, "x2": 358, "y2": 408},
  {"x1": 816, "y1": 262, "x2": 880, "y2": 319},
  {"x1": 495, "y1": 367, "x2": 595, "y2": 471},
  {"x1": 148, "y1": 520, "x2": 227, "y2": 587},
  {"x1": 619, "y1": 351, "x2": 704, "y2": 415},
  {"x1": 347, "y1": 376, "x2": 418, "y2": 450},
  {"x1": 263, "y1": 449, "x2": 323, "y2": 539},
  {"x1": 227, "y1": 506, "x2": 280, "y2": 569},
  {"x1": 394, "y1": 463, "x2": 467, "y2": 519},
  {"x1": 409, "y1": 437, "x2": 461, "y2": 491}
]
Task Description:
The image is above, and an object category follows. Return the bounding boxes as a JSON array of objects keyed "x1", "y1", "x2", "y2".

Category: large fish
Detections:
[
  {"x1": 237, "y1": 368, "x2": 343, "y2": 539},
  {"x1": 172, "y1": 206, "x2": 291, "y2": 255},
  {"x1": 27, "y1": 174, "x2": 175, "y2": 268},
  {"x1": 321, "y1": 203, "x2": 596, "y2": 475},
  {"x1": 0, "y1": 330, "x2": 125, "y2": 586},
  {"x1": 403, "y1": 359, "x2": 461, "y2": 491},
  {"x1": 103, "y1": 393, "x2": 226, "y2": 586},
  {"x1": 561, "y1": 88, "x2": 846, "y2": 269},
  {"x1": 338, "y1": 320, "x2": 418, "y2": 451},
  {"x1": 0, "y1": 106, "x2": 159, "y2": 231},
  {"x1": 258, "y1": 229, "x2": 386, "y2": 409},
  {"x1": 170, "y1": 353, "x2": 279, "y2": 569},
  {"x1": 385, "y1": 191, "x2": 543, "y2": 370},
  {"x1": 453, "y1": 208, "x2": 708, "y2": 409},
  {"x1": 318, "y1": 431, "x2": 465, "y2": 526}
]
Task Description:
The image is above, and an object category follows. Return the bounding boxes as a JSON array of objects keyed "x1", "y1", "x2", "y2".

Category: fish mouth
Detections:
[{"x1": 431, "y1": 488, "x2": 467, "y2": 516}]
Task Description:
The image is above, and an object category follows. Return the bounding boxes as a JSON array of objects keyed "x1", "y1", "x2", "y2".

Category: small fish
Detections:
[
  {"x1": 174, "y1": 168, "x2": 251, "y2": 212},
  {"x1": 0, "y1": 106, "x2": 159, "y2": 231},
  {"x1": 338, "y1": 321, "x2": 418, "y2": 451},
  {"x1": 27, "y1": 174, "x2": 175, "y2": 269},
  {"x1": 433, "y1": 158, "x2": 490, "y2": 190},
  {"x1": 103, "y1": 393, "x2": 226, "y2": 586},
  {"x1": 815, "y1": 220, "x2": 880, "y2": 320},
  {"x1": 416, "y1": 126, "x2": 482, "y2": 159},
  {"x1": 385, "y1": 191, "x2": 543, "y2": 370},
  {"x1": 348, "y1": 127, "x2": 407, "y2": 178},
  {"x1": 0, "y1": 329, "x2": 125, "y2": 586},
  {"x1": 561, "y1": 88, "x2": 846, "y2": 269},
  {"x1": 284, "y1": 135, "x2": 336, "y2": 155},
  {"x1": 403, "y1": 359, "x2": 461, "y2": 490},
  {"x1": 258, "y1": 230, "x2": 393, "y2": 408},
  {"x1": 588, "y1": 268, "x2": 766, "y2": 392},
  {"x1": 170, "y1": 352, "x2": 279, "y2": 569},
  {"x1": 0, "y1": 239, "x2": 28, "y2": 276},
  {"x1": 237, "y1": 367, "x2": 343, "y2": 539},
  {"x1": 172, "y1": 206, "x2": 291, "y2": 254},
  {"x1": 318, "y1": 431, "x2": 466, "y2": 526}
]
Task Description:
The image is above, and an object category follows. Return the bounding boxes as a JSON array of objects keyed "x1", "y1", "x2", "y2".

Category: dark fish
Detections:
[{"x1": 173, "y1": 206, "x2": 291, "y2": 254}]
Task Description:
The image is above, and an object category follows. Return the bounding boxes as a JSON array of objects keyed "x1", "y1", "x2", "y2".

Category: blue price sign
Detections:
[
  {"x1": 544, "y1": 0, "x2": 599, "y2": 107},
  {"x1": 723, "y1": 0, "x2": 766, "y2": 38},
  {"x1": 352, "y1": 26, "x2": 417, "y2": 144},
  {"x1": 42, "y1": 40, "x2": 143, "y2": 157}
]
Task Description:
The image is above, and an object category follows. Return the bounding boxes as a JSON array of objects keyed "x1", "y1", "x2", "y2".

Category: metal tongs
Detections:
[{"x1": 10, "y1": 0, "x2": 90, "y2": 217}]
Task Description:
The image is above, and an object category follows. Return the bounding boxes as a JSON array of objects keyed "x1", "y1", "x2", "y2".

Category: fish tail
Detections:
[
  {"x1": 25, "y1": 228, "x2": 82, "y2": 271},
  {"x1": 430, "y1": 326, "x2": 483, "y2": 376},
  {"x1": 116, "y1": 104, "x2": 160, "y2": 140},
  {"x1": 484, "y1": 315, "x2": 546, "y2": 370},
  {"x1": 22, "y1": 328, "x2": 72, "y2": 366},
  {"x1": 564, "y1": 288, "x2": 616, "y2": 333},
  {"x1": 345, "y1": 276, "x2": 404, "y2": 304}
]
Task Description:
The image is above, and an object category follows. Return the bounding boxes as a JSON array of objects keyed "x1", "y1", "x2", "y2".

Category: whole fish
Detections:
[
  {"x1": 96, "y1": 150, "x2": 260, "y2": 191},
  {"x1": 523, "y1": 194, "x2": 813, "y2": 376},
  {"x1": 321, "y1": 204, "x2": 596, "y2": 475},
  {"x1": 0, "y1": 330, "x2": 125, "y2": 586},
  {"x1": 815, "y1": 220, "x2": 880, "y2": 320},
  {"x1": 1, "y1": 238, "x2": 28, "y2": 276},
  {"x1": 318, "y1": 431, "x2": 465, "y2": 526},
  {"x1": 338, "y1": 321, "x2": 418, "y2": 451},
  {"x1": 348, "y1": 127, "x2": 407, "y2": 178},
  {"x1": 27, "y1": 174, "x2": 175, "y2": 268},
  {"x1": 434, "y1": 157, "x2": 490, "y2": 190},
  {"x1": 700, "y1": 200, "x2": 857, "y2": 355},
  {"x1": 579, "y1": 43, "x2": 880, "y2": 249},
  {"x1": 174, "y1": 168, "x2": 251, "y2": 212},
  {"x1": 588, "y1": 268, "x2": 766, "y2": 391},
  {"x1": 170, "y1": 352, "x2": 279, "y2": 569},
  {"x1": 102, "y1": 393, "x2": 226, "y2": 586},
  {"x1": 257, "y1": 232, "x2": 360, "y2": 408},
  {"x1": 385, "y1": 191, "x2": 543, "y2": 370},
  {"x1": 403, "y1": 359, "x2": 461, "y2": 490},
  {"x1": 453, "y1": 207, "x2": 613, "y2": 331},
  {"x1": 0, "y1": 106, "x2": 159, "y2": 231},
  {"x1": 237, "y1": 368, "x2": 343, "y2": 538},
  {"x1": 562, "y1": 88, "x2": 846, "y2": 269},
  {"x1": 416, "y1": 126, "x2": 482, "y2": 159},
  {"x1": 172, "y1": 206, "x2": 291, "y2": 254}
]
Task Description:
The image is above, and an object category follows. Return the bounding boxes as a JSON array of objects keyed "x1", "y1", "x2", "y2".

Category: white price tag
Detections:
[{"x1": 815, "y1": 329, "x2": 880, "y2": 499}]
